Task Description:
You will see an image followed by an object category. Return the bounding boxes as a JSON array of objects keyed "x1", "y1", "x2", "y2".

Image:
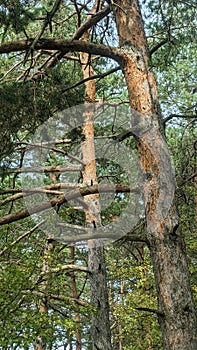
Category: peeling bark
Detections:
[{"x1": 113, "y1": 1, "x2": 197, "y2": 349}]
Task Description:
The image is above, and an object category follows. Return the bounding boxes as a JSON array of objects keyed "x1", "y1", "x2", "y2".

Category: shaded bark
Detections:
[
  {"x1": 113, "y1": 1, "x2": 197, "y2": 349},
  {"x1": 70, "y1": 246, "x2": 82, "y2": 350}
]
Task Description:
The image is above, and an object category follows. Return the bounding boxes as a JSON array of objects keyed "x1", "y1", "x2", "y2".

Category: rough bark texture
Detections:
[
  {"x1": 113, "y1": 1, "x2": 197, "y2": 349},
  {"x1": 80, "y1": 15, "x2": 112, "y2": 349},
  {"x1": 0, "y1": 38, "x2": 122, "y2": 62}
]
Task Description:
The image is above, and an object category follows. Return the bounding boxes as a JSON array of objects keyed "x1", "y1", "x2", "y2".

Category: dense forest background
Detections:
[{"x1": 0, "y1": 0, "x2": 196, "y2": 349}]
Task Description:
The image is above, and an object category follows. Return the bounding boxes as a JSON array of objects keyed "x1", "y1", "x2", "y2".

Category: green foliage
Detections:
[
  {"x1": 0, "y1": 62, "x2": 84, "y2": 161},
  {"x1": 166, "y1": 124, "x2": 197, "y2": 305},
  {"x1": 143, "y1": 0, "x2": 196, "y2": 117},
  {"x1": 107, "y1": 244, "x2": 162, "y2": 349},
  {"x1": 0, "y1": 222, "x2": 90, "y2": 348},
  {"x1": 0, "y1": 0, "x2": 39, "y2": 36},
  {"x1": 0, "y1": 0, "x2": 196, "y2": 348}
]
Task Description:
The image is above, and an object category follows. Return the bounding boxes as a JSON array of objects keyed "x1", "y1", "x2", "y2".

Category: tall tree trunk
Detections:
[
  {"x1": 113, "y1": 1, "x2": 197, "y2": 349},
  {"x1": 36, "y1": 171, "x2": 58, "y2": 350},
  {"x1": 79, "y1": 5, "x2": 112, "y2": 348},
  {"x1": 70, "y1": 246, "x2": 82, "y2": 350}
]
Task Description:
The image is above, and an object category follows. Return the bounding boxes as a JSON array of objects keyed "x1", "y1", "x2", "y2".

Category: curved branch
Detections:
[
  {"x1": 149, "y1": 39, "x2": 168, "y2": 56},
  {"x1": 73, "y1": 5, "x2": 111, "y2": 40}
]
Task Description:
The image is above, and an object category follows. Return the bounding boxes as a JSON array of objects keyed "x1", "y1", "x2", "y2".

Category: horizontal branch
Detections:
[
  {"x1": 24, "y1": 290, "x2": 87, "y2": 306},
  {"x1": 0, "y1": 190, "x2": 65, "y2": 206},
  {"x1": 40, "y1": 263, "x2": 89, "y2": 275},
  {"x1": 163, "y1": 114, "x2": 197, "y2": 124},
  {"x1": 0, "y1": 184, "x2": 131, "y2": 225},
  {"x1": 53, "y1": 228, "x2": 137, "y2": 243},
  {"x1": 0, "y1": 38, "x2": 123, "y2": 64},
  {"x1": 17, "y1": 139, "x2": 72, "y2": 146},
  {"x1": 135, "y1": 307, "x2": 164, "y2": 317},
  {"x1": 113, "y1": 218, "x2": 146, "y2": 244},
  {"x1": 6, "y1": 165, "x2": 82, "y2": 174},
  {"x1": 0, "y1": 182, "x2": 79, "y2": 195}
]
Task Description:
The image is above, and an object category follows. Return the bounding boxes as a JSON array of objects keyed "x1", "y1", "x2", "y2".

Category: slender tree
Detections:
[{"x1": 80, "y1": 3, "x2": 112, "y2": 346}]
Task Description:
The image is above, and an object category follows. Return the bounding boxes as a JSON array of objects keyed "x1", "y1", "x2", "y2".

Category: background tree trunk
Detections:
[
  {"x1": 79, "y1": 6, "x2": 112, "y2": 348},
  {"x1": 70, "y1": 246, "x2": 82, "y2": 350},
  {"x1": 35, "y1": 242, "x2": 53, "y2": 350}
]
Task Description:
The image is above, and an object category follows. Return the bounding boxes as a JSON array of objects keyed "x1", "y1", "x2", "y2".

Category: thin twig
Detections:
[
  {"x1": 0, "y1": 220, "x2": 45, "y2": 256},
  {"x1": 62, "y1": 66, "x2": 121, "y2": 93},
  {"x1": 23, "y1": 0, "x2": 63, "y2": 64}
]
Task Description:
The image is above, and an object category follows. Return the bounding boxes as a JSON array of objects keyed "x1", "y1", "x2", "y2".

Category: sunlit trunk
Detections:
[
  {"x1": 113, "y1": 1, "x2": 197, "y2": 349},
  {"x1": 79, "y1": 7, "x2": 112, "y2": 348}
]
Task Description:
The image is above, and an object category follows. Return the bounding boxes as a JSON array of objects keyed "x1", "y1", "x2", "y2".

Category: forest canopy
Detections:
[{"x1": 0, "y1": 1, "x2": 196, "y2": 349}]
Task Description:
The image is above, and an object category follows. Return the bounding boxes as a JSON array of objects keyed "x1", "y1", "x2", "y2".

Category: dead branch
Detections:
[
  {"x1": 40, "y1": 263, "x2": 89, "y2": 275},
  {"x1": 24, "y1": 0, "x2": 63, "y2": 64},
  {"x1": 0, "y1": 182, "x2": 79, "y2": 195},
  {"x1": 5, "y1": 165, "x2": 82, "y2": 174},
  {"x1": 16, "y1": 139, "x2": 72, "y2": 146}
]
